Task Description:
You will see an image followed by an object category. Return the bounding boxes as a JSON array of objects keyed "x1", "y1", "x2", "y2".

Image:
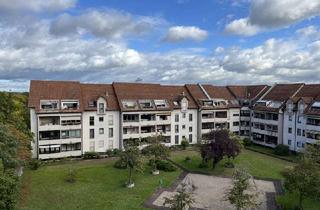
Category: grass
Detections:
[
  {"x1": 246, "y1": 144, "x2": 300, "y2": 162},
  {"x1": 18, "y1": 159, "x2": 181, "y2": 210},
  {"x1": 170, "y1": 148, "x2": 294, "y2": 179},
  {"x1": 277, "y1": 193, "x2": 320, "y2": 210}
]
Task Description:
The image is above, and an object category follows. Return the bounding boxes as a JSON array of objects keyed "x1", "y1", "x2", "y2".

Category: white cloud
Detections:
[
  {"x1": 0, "y1": 0, "x2": 76, "y2": 12},
  {"x1": 50, "y1": 10, "x2": 164, "y2": 39},
  {"x1": 225, "y1": 0, "x2": 320, "y2": 36},
  {"x1": 224, "y1": 18, "x2": 261, "y2": 36},
  {"x1": 163, "y1": 26, "x2": 208, "y2": 42}
]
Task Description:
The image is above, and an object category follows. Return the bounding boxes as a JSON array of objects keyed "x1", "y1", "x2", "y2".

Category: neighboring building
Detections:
[
  {"x1": 186, "y1": 84, "x2": 241, "y2": 139},
  {"x1": 251, "y1": 83, "x2": 304, "y2": 148},
  {"x1": 227, "y1": 85, "x2": 270, "y2": 138},
  {"x1": 283, "y1": 84, "x2": 320, "y2": 151}
]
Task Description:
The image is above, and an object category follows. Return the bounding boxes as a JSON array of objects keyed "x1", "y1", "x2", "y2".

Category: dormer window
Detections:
[
  {"x1": 154, "y1": 100, "x2": 168, "y2": 108},
  {"x1": 40, "y1": 100, "x2": 59, "y2": 110},
  {"x1": 202, "y1": 100, "x2": 213, "y2": 107},
  {"x1": 288, "y1": 102, "x2": 293, "y2": 113},
  {"x1": 173, "y1": 101, "x2": 179, "y2": 106},
  {"x1": 61, "y1": 100, "x2": 79, "y2": 110},
  {"x1": 139, "y1": 100, "x2": 154, "y2": 109},
  {"x1": 98, "y1": 102, "x2": 105, "y2": 114},
  {"x1": 311, "y1": 101, "x2": 320, "y2": 111},
  {"x1": 88, "y1": 101, "x2": 97, "y2": 107},
  {"x1": 181, "y1": 98, "x2": 188, "y2": 112},
  {"x1": 122, "y1": 100, "x2": 138, "y2": 109}
]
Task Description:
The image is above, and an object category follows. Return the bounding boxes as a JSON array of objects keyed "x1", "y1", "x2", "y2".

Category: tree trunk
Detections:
[{"x1": 128, "y1": 167, "x2": 132, "y2": 184}]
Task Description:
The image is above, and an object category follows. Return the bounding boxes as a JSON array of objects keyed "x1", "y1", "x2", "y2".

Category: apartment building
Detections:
[
  {"x1": 283, "y1": 84, "x2": 320, "y2": 151},
  {"x1": 28, "y1": 81, "x2": 198, "y2": 159},
  {"x1": 186, "y1": 84, "x2": 241, "y2": 139},
  {"x1": 227, "y1": 85, "x2": 270, "y2": 138},
  {"x1": 251, "y1": 84, "x2": 304, "y2": 148},
  {"x1": 113, "y1": 83, "x2": 198, "y2": 147},
  {"x1": 28, "y1": 81, "x2": 84, "y2": 159},
  {"x1": 28, "y1": 80, "x2": 320, "y2": 159}
]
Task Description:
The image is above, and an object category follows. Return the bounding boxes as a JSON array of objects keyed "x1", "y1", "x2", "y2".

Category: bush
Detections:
[
  {"x1": 114, "y1": 158, "x2": 127, "y2": 169},
  {"x1": 198, "y1": 161, "x2": 209, "y2": 168},
  {"x1": 29, "y1": 159, "x2": 41, "y2": 170},
  {"x1": 242, "y1": 138, "x2": 252, "y2": 147},
  {"x1": 181, "y1": 139, "x2": 189, "y2": 150},
  {"x1": 106, "y1": 149, "x2": 113, "y2": 157},
  {"x1": 224, "y1": 162, "x2": 235, "y2": 168},
  {"x1": 83, "y1": 152, "x2": 100, "y2": 159},
  {"x1": 155, "y1": 160, "x2": 177, "y2": 172},
  {"x1": 274, "y1": 144, "x2": 289, "y2": 156},
  {"x1": 184, "y1": 156, "x2": 191, "y2": 162},
  {"x1": 112, "y1": 149, "x2": 121, "y2": 156},
  {"x1": 0, "y1": 174, "x2": 19, "y2": 210}
]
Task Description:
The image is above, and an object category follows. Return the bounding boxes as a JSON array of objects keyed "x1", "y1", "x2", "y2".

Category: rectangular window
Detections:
[
  {"x1": 303, "y1": 130, "x2": 305, "y2": 136},
  {"x1": 90, "y1": 116, "x2": 94, "y2": 126},
  {"x1": 109, "y1": 140, "x2": 113, "y2": 149},
  {"x1": 297, "y1": 129, "x2": 301, "y2": 136},
  {"x1": 289, "y1": 115, "x2": 292, "y2": 121},
  {"x1": 99, "y1": 117, "x2": 104, "y2": 122},
  {"x1": 233, "y1": 113, "x2": 239, "y2": 116},
  {"x1": 175, "y1": 135, "x2": 179, "y2": 144},
  {"x1": 98, "y1": 103, "x2": 105, "y2": 113},
  {"x1": 175, "y1": 125, "x2": 179, "y2": 133},
  {"x1": 288, "y1": 127, "x2": 292, "y2": 133},
  {"x1": 90, "y1": 129, "x2": 94, "y2": 139},
  {"x1": 182, "y1": 113, "x2": 186, "y2": 118},
  {"x1": 189, "y1": 113, "x2": 193, "y2": 121},
  {"x1": 189, "y1": 134, "x2": 192, "y2": 143},
  {"x1": 175, "y1": 114, "x2": 179, "y2": 122},
  {"x1": 108, "y1": 115, "x2": 114, "y2": 125},
  {"x1": 109, "y1": 128, "x2": 113, "y2": 138},
  {"x1": 89, "y1": 142, "x2": 95, "y2": 151},
  {"x1": 98, "y1": 140, "x2": 104, "y2": 148},
  {"x1": 189, "y1": 127, "x2": 192, "y2": 132},
  {"x1": 182, "y1": 125, "x2": 186, "y2": 129},
  {"x1": 99, "y1": 128, "x2": 104, "y2": 134},
  {"x1": 288, "y1": 139, "x2": 292, "y2": 145},
  {"x1": 233, "y1": 121, "x2": 239, "y2": 126}
]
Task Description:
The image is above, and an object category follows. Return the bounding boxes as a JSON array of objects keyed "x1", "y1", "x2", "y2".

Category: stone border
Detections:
[{"x1": 144, "y1": 158, "x2": 285, "y2": 210}]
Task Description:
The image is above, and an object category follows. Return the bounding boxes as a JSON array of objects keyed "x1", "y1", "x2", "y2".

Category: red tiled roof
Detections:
[
  {"x1": 28, "y1": 80, "x2": 82, "y2": 112},
  {"x1": 80, "y1": 83, "x2": 119, "y2": 111},
  {"x1": 227, "y1": 85, "x2": 270, "y2": 100},
  {"x1": 262, "y1": 83, "x2": 304, "y2": 101},
  {"x1": 202, "y1": 85, "x2": 236, "y2": 100},
  {"x1": 113, "y1": 82, "x2": 198, "y2": 111}
]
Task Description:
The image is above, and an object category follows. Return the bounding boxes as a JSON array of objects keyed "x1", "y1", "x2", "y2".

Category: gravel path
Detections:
[{"x1": 152, "y1": 173, "x2": 276, "y2": 210}]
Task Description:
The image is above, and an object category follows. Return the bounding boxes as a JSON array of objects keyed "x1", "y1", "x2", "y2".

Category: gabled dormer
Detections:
[{"x1": 97, "y1": 97, "x2": 107, "y2": 114}]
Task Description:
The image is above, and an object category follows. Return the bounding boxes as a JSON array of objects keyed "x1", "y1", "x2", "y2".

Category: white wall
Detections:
[
  {"x1": 82, "y1": 111, "x2": 120, "y2": 153},
  {"x1": 30, "y1": 108, "x2": 38, "y2": 158},
  {"x1": 171, "y1": 109, "x2": 198, "y2": 145}
]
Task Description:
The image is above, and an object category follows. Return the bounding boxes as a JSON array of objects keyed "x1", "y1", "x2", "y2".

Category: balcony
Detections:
[
  {"x1": 140, "y1": 114, "x2": 156, "y2": 125},
  {"x1": 39, "y1": 116, "x2": 60, "y2": 131}
]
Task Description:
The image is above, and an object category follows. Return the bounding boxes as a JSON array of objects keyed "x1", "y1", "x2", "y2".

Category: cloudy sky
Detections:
[{"x1": 1, "y1": 0, "x2": 320, "y2": 91}]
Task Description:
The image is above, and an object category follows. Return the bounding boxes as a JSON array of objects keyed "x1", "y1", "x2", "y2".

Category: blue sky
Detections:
[{"x1": 0, "y1": 0, "x2": 320, "y2": 91}]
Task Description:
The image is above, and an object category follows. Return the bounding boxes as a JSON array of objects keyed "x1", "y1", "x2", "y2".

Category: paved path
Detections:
[{"x1": 151, "y1": 173, "x2": 277, "y2": 210}]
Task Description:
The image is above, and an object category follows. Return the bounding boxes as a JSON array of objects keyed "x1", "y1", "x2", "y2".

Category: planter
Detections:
[
  {"x1": 152, "y1": 170, "x2": 160, "y2": 175},
  {"x1": 126, "y1": 182, "x2": 135, "y2": 188}
]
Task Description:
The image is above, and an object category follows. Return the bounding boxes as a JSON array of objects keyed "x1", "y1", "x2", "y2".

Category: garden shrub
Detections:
[
  {"x1": 155, "y1": 160, "x2": 176, "y2": 172},
  {"x1": 198, "y1": 161, "x2": 208, "y2": 168},
  {"x1": 184, "y1": 156, "x2": 191, "y2": 162},
  {"x1": 181, "y1": 139, "x2": 189, "y2": 150},
  {"x1": 29, "y1": 159, "x2": 41, "y2": 170},
  {"x1": 112, "y1": 149, "x2": 121, "y2": 156},
  {"x1": 242, "y1": 138, "x2": 252, "y2": 147},
  {"x1": 114, "y1": 157, "x2": 127, "y2": 169},
  {"x1": 0, "y1": 174, "x2": 19, "y2": 210},
  {"x1": 83, "y1": 152, "x2": 100, "y2": 159},
  {"x1": 274, "y1": 144, "x2": 289, "y2": 156},
  {"x1": 106, "y1": 149, "x2": 113, "y2": 157}
]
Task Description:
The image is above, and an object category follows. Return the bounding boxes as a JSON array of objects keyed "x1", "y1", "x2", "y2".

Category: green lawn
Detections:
[
  {"x1": 18, "y1": 159, "x2": 181, "y2": 210},
  {"x1": 246, "y1": 144, "x2": 300, "y2": 162},
  {"x1": 277, "y1": 193, "x2": 320, "y2": 210},
  {"x1": 170, "y1": 149, "x2": 294, "y2": 179}
]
